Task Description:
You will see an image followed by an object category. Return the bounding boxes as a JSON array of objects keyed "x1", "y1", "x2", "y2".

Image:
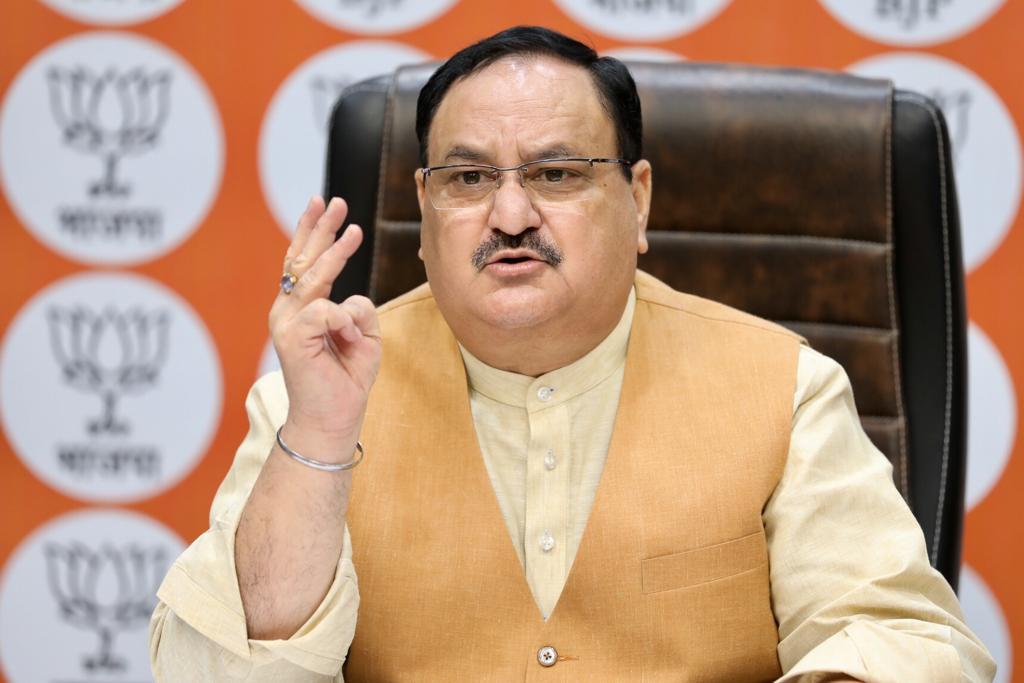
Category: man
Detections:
[{"x1": 150, "y1": 26, "x2": 995, "y2": 681}]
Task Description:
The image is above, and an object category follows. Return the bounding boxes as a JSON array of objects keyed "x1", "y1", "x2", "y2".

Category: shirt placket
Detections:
[{"x1": 524, "y1": 383, "x2": 571, "y2": 619}]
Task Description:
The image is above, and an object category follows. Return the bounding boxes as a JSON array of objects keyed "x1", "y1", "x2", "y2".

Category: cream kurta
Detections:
[{"x1": 150, "y1": 284, "x2": 994, "y2": 682}]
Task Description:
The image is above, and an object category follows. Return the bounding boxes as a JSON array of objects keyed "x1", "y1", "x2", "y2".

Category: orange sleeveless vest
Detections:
[{"x1": 345, "y1": 272, "x2": 801, "y2": 681}]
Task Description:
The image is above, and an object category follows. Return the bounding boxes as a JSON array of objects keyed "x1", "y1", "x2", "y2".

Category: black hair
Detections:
[{"x1": 415, "y1": 25, "x2": 642, "y2": 178}]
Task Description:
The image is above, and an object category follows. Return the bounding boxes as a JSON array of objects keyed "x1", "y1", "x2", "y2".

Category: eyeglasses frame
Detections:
[{"x1": 418, "y1": 157, "x2": 633, "y2": 208}]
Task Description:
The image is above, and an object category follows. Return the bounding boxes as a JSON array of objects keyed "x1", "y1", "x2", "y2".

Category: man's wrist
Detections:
[
  {"x1": 276, "y1": 426, "x2": 363, "y2": 471},
  {"x1": 278, "y1": 420, "x2": 362, "y2": 466}
]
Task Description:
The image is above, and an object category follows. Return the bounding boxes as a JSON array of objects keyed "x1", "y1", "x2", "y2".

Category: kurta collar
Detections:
[{"x1": 459, "y1": 287, "x2": 636, "y2": 410}]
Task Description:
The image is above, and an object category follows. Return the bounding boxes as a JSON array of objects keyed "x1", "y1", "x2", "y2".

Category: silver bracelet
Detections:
[{"x1": 275, "y1": 426, "x2": 364, "y2": 472}]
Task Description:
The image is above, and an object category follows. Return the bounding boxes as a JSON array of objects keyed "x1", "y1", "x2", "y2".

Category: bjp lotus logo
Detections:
[
  {"x1": 45, "y1": 542, "x2": 168, "y2": 672},
  {"x1": 47, "y1": 66, "x2": 172, "y2": 197},
  {"x1": 47, "y1": 306, "x2": 170, "y2": 435}
]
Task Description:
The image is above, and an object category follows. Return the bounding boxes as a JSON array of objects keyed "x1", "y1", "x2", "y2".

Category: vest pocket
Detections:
[{"x1": 641, "y1": 530, "x2": 767, "y2": 594}]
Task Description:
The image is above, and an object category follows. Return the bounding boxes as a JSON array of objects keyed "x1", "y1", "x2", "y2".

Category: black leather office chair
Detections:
[{"x1": 323, "y1": 62, "x2": 967, "y2": 589}]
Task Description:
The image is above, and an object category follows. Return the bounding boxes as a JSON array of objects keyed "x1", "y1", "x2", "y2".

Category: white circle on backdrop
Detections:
[
  {"x1": 0, "y1": 508, "x2": 184, "y2": 683},
  {"x1": 965, "y1": 322, "x2": 1016, "y2": 510},
  {"x1": 293, "y1": 0, "x2": 458, "y2": 34},
  {"x1": 259, "y1": 337, "x2": 281, "y2": 378},
  {"x1": 0, "y1": 271, "x2": 222, "y2": 503},
  {"x1": 959, "y1": 565, "x2": 1012, "y2": 683},
  {"x1": 0, "y1": 31, "x2": 223, "y2": 266},
  {"x1": 259, "y1": 40, "x2": 430, "y2": 237},
  {"x1": 819, "y1": 0, "x2": 1005, "y2": 47},
  {"x1": 554, "y1": 0, "x2": 732, "y2": 41},
  {"x1": 39, "y1": 0, "x2": 186, "y2": 26},
  {"x1": 602, "y1": 46, "x2": 686, "y2": 62},
  {"x1": 849, "y1": 53, "x2": 1021, "y2": 273}
]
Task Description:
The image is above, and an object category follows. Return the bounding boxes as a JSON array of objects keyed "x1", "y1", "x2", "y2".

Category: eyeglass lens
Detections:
[{"x1": 426, "y1": 159, "x2": 607, "y2": 209}]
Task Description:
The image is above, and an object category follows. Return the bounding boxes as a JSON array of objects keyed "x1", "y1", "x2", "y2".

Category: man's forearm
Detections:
[{"x1": 235, "y1": 435, "x2": 353, "y2": 641}]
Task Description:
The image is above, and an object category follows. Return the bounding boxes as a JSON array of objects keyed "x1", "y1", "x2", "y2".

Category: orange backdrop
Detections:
[{"x1": 1, "y1": 1, "x2": 1020, "y2": 680}]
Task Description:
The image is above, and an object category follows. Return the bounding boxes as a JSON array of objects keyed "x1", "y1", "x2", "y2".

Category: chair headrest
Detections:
[{"x1": 377, "y1": 61, "x2": 893, "y2": 243}]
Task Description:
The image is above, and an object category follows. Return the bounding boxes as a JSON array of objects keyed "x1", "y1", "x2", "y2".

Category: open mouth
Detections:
[{"x1": 477, "y1": 247, "x2": 553, "y2": 274}]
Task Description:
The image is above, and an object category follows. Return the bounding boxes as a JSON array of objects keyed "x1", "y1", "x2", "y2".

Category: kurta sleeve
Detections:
[
  {"x1": 767, "y1": 346, "x2": 995, "y2": 683},
  {"x1": 149, "y1": 371, "x2": 359, "y2": 680}
]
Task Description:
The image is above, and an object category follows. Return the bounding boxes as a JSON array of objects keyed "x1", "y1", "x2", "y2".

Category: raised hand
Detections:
[
  {"x1": 235, "y1": 196, "x2": 379, "y2": 640},
  {"x1": 270, "y1": 195, "x2": 381, "y2": 460}
]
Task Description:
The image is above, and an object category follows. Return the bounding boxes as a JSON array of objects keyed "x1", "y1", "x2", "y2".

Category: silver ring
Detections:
[{"x1": 279, "y1": 272, "x2": 298, "y2": 295}]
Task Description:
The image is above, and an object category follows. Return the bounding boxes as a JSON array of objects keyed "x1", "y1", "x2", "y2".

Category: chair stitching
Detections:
[
  {"x1": 651, "y1": 230, "x2": 889, "y2": 251},
  {"x1": 775, "y1": 320, "x2": 896, "y2": 335},
  {"x1": 369, "y1": 74, "x2": 399, "y2": 302},
  {"x1": 895, "y1": 92, "x2": 953, "y2": 566},
  {"x1": 883, "y1": 86, "x2": 910, "y2": 503}
]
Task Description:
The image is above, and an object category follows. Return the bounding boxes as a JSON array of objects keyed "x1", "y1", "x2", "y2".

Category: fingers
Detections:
[
  {"x1": 289, "y1": 224, "x2": 364, "y2": 301},
  {"x1": 340, "y1": 295, "x2": 380, "y2": 340},
  {"x1": 284, "y1": 196, "x2": 325, "y2": 273},
  {"x1": 287, "y1": 297, "x2": 378, "y2": 350},
  {"x1": 288, "y1": 197, "x2": 349, "y2": 278}
]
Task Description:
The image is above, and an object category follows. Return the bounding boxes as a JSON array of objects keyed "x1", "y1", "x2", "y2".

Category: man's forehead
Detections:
[{"x1": 428, "y1": 55, "x2": 614, "y2": 162}]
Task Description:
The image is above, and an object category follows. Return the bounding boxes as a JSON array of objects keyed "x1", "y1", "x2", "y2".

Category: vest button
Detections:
[{"x1": 537, "y1": 645, "x2": 558, "y2": 667}]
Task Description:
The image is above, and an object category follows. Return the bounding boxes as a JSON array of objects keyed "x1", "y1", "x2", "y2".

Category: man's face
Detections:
[{"x1": 416, "y1": 55, "x2": 651, "y2": 340}]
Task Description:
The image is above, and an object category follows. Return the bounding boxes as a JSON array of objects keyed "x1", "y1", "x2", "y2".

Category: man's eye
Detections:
[
  {"x1": 541, "y1": 168, "x2": 568, "y2": 182},
  {"x1": 459, "y1": 171, "x2": 482, "y2": 185}
]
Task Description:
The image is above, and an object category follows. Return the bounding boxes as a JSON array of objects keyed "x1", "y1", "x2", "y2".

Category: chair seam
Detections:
[
  {"x1": 884, "y1": 86, "x2": 911, "y2": 503},
  {"x1": 369, "y1": 74, "x2": 398, "y2": 303},
  {"x1": 859, "y1": 415, "x2": 902, "y2": 423},
  {"x1": 775, "y1": 320, "x2": 896, "y2": 335},
  {"x1": 895, "y1": 91, "x2": 953, "y2": 566},
  {"x1": 650, "y1": 230, "x2": 889, "y2": 251}
]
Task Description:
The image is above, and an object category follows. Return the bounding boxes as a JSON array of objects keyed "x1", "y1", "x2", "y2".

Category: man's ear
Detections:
[
  {"x1": 631, "y1": 159, "x2": 652, "y2": 254},
  {"x1": 415, "y1": 170, "x2": 426, "y2": 261},
  {"x1": 415, "y1": 168, "x2": 426, "y2": 212}
]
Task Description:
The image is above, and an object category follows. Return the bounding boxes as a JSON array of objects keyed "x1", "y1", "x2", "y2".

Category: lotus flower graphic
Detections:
[
  {"x1": 47, "y1": 306, "x2": 170, "y2": 435},
  {"x1": 47, "y1": 65, "x2": 172, "y2": 197},
  {"x1": 45, "y1": 542, "x2": 169, "y2": 672}
]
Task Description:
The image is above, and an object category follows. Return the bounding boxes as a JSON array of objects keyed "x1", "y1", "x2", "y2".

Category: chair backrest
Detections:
[{"x1": 324, "y1": 61, "x2": 967, "y2": 589}]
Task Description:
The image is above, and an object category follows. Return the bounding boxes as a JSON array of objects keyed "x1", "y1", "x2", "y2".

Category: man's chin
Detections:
[{"x1": 477, "y1": 288, "x2": 558, "y2": 330}]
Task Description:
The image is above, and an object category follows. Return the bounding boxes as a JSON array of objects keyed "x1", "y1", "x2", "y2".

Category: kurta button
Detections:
[
  {"x1": 537, "y1": 645, "x2": 557, "y2": 667},
  {"x1": 537, "y1": 386, "x2": 554, "y2": 401},
  {"x1": 544, "y1": 449, "x2": 557, "y2": 470}
]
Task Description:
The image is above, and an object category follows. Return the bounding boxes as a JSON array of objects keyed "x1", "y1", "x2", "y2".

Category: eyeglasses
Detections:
[{"x1": 419, "y1": 157, "x2": 632, "y2": 210}]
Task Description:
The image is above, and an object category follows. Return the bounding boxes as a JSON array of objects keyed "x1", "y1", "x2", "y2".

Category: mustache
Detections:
[{"x1": 470, "y1": 231, "x2": 564, "y2": 270}]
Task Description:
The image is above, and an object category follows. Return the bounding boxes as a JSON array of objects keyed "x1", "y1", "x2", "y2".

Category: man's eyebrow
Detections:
[
  {"x1": 443, "y1": 146, "x2": 488, "y2": 163},
  {"x1": 530, "y1": 145, "x2": 580, "y2": 160},
  {"x1": 441, "y1": 144, "x2": 585, "y2": 164}
]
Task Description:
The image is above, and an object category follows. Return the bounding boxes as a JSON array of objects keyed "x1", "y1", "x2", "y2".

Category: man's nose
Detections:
[{"x1": 487, "y1": 172, "x2": 540, "y2": 235}]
